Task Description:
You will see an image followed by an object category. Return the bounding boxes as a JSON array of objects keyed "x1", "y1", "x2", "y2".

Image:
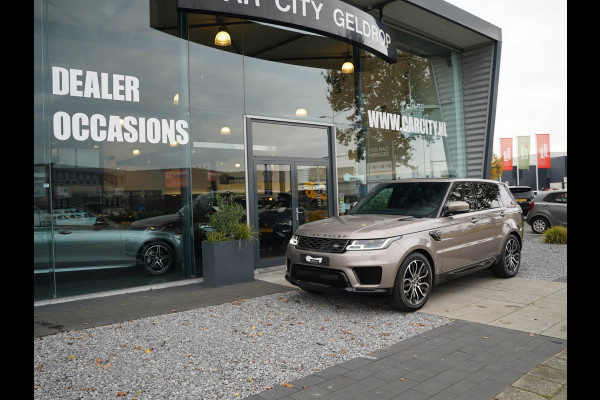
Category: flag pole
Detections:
[
  {"x1": 535, "y1": 134, "x2": 539, "y2": 192},
  {"x1": 516, "y1": 137, "x2": 519, "y2": 186}
]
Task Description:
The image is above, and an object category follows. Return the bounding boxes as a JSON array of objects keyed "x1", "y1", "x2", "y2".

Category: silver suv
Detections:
[{"x1": 285, "y1": 179, "x2": 524, "y2": 312}]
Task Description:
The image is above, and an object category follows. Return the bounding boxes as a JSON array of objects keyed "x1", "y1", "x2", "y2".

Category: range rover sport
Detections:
[{"x1": 285, "y1": 179, "x2": 523, "y2": 312}]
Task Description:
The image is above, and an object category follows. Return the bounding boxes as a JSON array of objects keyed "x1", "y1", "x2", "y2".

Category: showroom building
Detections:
[{"x1": 34, "y1": 0, "x2": 502, "y2": 301}]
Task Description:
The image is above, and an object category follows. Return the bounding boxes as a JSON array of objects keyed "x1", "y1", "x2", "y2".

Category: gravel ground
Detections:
[
  {"x1": 33, "y1": 226, "x2": 566, "y2": 400},
  {"x1": 517, "y1": 224, "x2": 567, "y2": 282}
]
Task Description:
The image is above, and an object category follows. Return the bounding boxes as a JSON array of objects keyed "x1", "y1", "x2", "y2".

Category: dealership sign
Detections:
[
  {"x1": 178, "y1": 0, "x2": 397, "y2": 63},
  {"x1": 50, "y1": 66, "x2": 190, "y2": 145},
  {"x1": 367, "y1": 109, "x2": 448, "y2": 137}
]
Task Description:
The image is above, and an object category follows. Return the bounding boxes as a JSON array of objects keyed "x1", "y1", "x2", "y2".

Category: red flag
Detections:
[
  {"x1": 500, "y1": 138, "x2": 513, "y2": 170},
  {"x1": 536, "y1": 134, "x2": 551, "y2": 169}
]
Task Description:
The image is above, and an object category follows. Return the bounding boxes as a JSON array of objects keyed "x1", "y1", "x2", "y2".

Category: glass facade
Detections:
[{"x1": 34, "y1": 0, "x2": 467, "y2": 301}]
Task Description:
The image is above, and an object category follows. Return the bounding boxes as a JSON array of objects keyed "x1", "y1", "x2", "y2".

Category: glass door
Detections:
[
  {"x1": 296, "y1": 164, "x2": 329, "y2": 227},
  {"x1": 246, "y1": 117, "x2": 336, "y2": 267},
  {"x1": 254, "y1": 161, "x2": 330, "y2": 265},
  {"x1": 255, "y1": 162, "x2": 292, "y2": 261},
  {"x1": 254, "y1": 159, "x2": 329, "y2": 263}
]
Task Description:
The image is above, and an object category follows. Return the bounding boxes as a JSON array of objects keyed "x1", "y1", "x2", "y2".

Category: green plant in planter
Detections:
[{"x1": 206, "y1": 193, "x2": 257, "y2": 246}]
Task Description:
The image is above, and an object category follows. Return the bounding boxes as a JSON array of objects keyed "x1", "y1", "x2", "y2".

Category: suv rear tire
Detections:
[
  {"x1": 389, "y1": 253, "x2": 432, "y2": 312},
  {"x1": 492, "y1": 234, "x2": 521, "y2": 278}
]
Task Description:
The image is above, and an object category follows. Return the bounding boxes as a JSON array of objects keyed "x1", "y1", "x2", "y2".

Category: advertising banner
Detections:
[
  {"x1": 517, "y1": 136, "x2": 530, "y2": 170},
  {"x1": 499, "y1": 138, "x2": 513, "y2": 171},
  {"x1": 536, "y1": 134, "x2": 551, "y2": 169}
]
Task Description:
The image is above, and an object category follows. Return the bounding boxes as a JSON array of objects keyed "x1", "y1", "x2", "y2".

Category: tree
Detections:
[
  {"x1": 323, "y1": 50, "x2": 437, "y2": 169},
  {"x1": 490, "y1": 152, "x2": 504, "y2": 180}
]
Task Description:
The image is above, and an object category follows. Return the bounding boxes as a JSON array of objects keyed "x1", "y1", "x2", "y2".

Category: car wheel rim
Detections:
[
  {"x1": 402, "y1": 259, "x2": 430, "y2": 306},
  {"x1": 533, "y1": 219, "x2": 546, "y2": 232},
  {"x1": 504, "y1": 238, "x2": 520, "y2": 273},
  {"x1": 144, "y1": 244, "x2": 172, "y2": 273}
]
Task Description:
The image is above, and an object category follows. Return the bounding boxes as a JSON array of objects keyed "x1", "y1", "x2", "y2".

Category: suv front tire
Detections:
[{"x1": 389, "y1": 253, "x2": 432, "y2": 312}]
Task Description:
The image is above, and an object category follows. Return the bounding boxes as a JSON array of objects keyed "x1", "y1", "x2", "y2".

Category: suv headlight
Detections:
[
  {"x1": 346, "y1": 236, "x2": 402, "y2": 251},
  {"x1": 289, "y1": 234, "x2": 299, "y2": 245}
]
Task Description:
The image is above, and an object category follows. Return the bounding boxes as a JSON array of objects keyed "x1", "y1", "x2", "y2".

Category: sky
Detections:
[{"x1": 444, "y1": 0, "x2": 567, "y2": 155}]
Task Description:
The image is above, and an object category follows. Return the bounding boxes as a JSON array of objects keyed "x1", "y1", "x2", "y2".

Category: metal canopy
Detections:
[
  {"x1": 348, "y1": 0, "x2": 501, "y2": 50},
  {"x1": 151, "y1": 0, "x2": 501, "y2": 69}
]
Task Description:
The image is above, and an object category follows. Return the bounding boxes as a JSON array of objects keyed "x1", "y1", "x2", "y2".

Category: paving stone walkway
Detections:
[{"x1": 244, "y1": 320, "x2": 567, "y2": 400}]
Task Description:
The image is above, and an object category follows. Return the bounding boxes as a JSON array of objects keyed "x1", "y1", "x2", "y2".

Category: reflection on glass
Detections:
[
  {"x1": 297, "y1": 165, "x2": 328, "y2": 223},
  {"x1": 33, "y1": 204, "x2": 183, "y2": 275},
  {"x1": 252, "y1": 122, "x2": 329, "y2": 159},
  {"x1": 257, "y1": 164, "x2": 292, "y2": 259},
  {"x1": 35, "y1": 0, "x2": 192, "y2": 300}
]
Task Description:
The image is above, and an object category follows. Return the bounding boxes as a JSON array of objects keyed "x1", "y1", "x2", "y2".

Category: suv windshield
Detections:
[{"x1": 348, "y1": 181, "x2": 450, "y2": 218}]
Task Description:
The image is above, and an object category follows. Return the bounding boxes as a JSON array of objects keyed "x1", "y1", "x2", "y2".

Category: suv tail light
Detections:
[{"x1": 528, "y1": 201, "x2": 534, "y2": 211}]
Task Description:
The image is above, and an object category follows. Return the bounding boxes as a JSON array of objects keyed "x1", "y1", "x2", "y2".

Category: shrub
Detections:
[
  {"x1": 206, "y1": 193, "x2": 257, "y2": 244},
  {"x1": 542, "y1": 226, "x2": 567, "y2": 244},
  {"x1": 207, "y1": 193, "x2": 245, "y2": 240}
]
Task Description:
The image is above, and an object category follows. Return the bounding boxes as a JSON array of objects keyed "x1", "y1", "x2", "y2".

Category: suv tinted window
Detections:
[
  {"x1": 445, "y1": 182, "x2": 475, "y2": 210},
  {"x1": 510, "y1": 186, "x2": 532, "y2": 194},
  {"x1": 473, "y1": 182, "x2": 502, "y2": 210},
  {"x1": 509, "y1": 186, "x2": 534, "y2": 198}
]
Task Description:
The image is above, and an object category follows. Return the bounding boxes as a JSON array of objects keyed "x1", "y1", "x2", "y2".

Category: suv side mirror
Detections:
[{"x1": 444, "y1": 201, "x2": 470, "y2": 216}]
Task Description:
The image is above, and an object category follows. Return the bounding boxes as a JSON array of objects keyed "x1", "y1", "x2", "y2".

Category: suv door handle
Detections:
[
  {"x1": 499, "y1": 211, "x2": 506, "y2": 217},
  {"x1": 58, "y1": 229, "x2": 72, "y2": 234},
  {"x1": 470, "y1": 217, "x2": 479, "y2": 224}
]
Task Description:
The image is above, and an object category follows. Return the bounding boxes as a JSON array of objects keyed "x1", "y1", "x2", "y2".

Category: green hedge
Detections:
[{"x1": 543, "y1": 226, "x2": 567, "y2": 244}]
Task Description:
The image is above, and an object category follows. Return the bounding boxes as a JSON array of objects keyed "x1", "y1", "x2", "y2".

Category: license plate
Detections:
[
  {"x1": 302, "y1": 254, "x2": 329, "y2": 266},
  {"x1": 516, "y1": 198, "x2": 526, "y2": 202},
  {"x1": 259, "y1": 228, "x2": 273, "y2": 233}
]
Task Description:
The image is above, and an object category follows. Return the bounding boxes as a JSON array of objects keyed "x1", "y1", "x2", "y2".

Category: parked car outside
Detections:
[
  {"x1": 508, "y1": 186, "x2": 535, "y2": 216},
  {"x1": 285, "y1": 179, "x2": 523, "y2": 312},
  {"x1": 526, "y1": 189, "x2": 567, "y2": 233}
]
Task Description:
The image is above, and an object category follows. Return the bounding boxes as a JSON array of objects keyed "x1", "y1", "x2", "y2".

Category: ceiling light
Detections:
[
  {"x1": 220, "y1": 126, "x2": 231, "y2": 135},
  {"x1": 341, "y1": 61, "x2": 354, "y2": 74},
  {"x1": 132, "y1": 149, "x2": 140, "y2": 156},
  {"x1": 173, "y1": 93, "x2": 179, "y2": 105},
  {"x1": 295, "y1": 108, "x2": 307, "y2": 117},
  {"x1": 215, "y1": 28, "x2": 231, "y2": 46}
]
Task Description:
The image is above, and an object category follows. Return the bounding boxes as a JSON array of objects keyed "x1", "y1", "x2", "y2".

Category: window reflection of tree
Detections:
[
  {"x1": 323, "y1": 50, "x2": 436, "y2": 169},
  {"x1": 364, "y1": 188, "x2": 393, "y2": 211},
  {"x1": 446, "y1": 183, "x2": 474, "y2": 210},
  {"x1": 473, "y1": 183, "x2": 501, "y2": 210}
]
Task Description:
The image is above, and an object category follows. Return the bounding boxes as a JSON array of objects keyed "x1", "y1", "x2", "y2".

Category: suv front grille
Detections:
[{"x1": 296, "y1": 236, "x2": 349, "y2": 253}]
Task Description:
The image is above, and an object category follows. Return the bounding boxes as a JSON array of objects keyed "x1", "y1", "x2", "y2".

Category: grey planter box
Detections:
[{"x1": 201, "y1": 239, "x2": 255, "y2": 287}]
